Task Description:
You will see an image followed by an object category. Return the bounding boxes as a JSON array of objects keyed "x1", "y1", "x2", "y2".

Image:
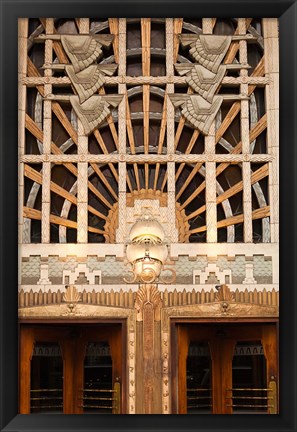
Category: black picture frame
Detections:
[{"x1": 0, "y1": 1, "x2": 296, "y2": 431}]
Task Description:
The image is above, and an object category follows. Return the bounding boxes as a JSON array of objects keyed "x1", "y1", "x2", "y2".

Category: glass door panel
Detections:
[
  {"x1": 82, "y1": 342, "x2": 115, "y2": 413},
  {"x1": 186, "y1": 342, "x2": 212, "y2": 414},
  {"x1": 228, "y1": 341, "x2": 269, "y2": 414},
  {"x1": 30, "y1": 342, "x2": 63, "y2": 413}
]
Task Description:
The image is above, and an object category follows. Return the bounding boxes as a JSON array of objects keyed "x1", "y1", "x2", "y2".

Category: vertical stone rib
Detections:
[
  {"x1": 166, "y1": 19, "x2": 178, "y2": 242},
  {"x1": 116, "y1": 19, "x2": 127, "y2": 244},
  {"x1": 263, "y1": 19, "x2": 279, "y2": 243},
  {"x1": 202, "y1": 19, "x2": 217, "y2": 243},
  {"x1": 42, "y1": 18, "x2": 54, "y2": 243},
  {"x1": 238, "y1": 19, "x2": 253, "y2": 242},
  {"x1": 18, "y1": 18, "x2": 28, "y2": 245},
  {"x1": 77, "y1": 19, "x2": 90, "y2": 243}
]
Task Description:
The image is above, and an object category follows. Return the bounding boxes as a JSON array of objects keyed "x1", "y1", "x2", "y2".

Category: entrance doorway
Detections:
[
  {"x1": 174, "y1": 322, "x2": 278, "y2": 414},
  {"x1": 19, "y1": 323, "x2": 124, "y2": 414}
]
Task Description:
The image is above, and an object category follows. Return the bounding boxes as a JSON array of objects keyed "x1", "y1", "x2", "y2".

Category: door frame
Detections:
[
  {"x1": 18, "y1": 319, "x2": 127, "y2": 414},
  {"x1": 170, "y1": 317, "x2": 279, "y2": 414}
]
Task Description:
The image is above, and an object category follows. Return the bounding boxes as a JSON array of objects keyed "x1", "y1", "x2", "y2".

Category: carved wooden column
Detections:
[{"x1": 135, "y1": 284, "x2": 162, "y2": 413}]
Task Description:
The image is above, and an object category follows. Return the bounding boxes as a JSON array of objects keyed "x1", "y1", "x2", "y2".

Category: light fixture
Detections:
[{"x1": 124, "y1": 217, "x2": 175, "y2": 284}]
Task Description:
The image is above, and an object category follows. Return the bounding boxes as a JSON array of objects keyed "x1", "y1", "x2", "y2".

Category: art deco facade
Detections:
[{"x1": 18, "y1": 18, "x2": 279, "y2": 414}]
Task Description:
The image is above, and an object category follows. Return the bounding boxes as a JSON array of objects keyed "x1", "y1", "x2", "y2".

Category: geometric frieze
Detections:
[
  {"x1": 21, "y1": 253, "x2": 273, "y2": 286},
  {"x1": 193, "y1": 262, "x2": 232, "y2": 285}
]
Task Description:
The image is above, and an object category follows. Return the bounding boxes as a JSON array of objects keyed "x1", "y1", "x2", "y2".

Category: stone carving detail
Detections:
[
  {"x1": 37, "y1": 263, "x2": 52, "y2": 285},
  {"x1": 180, "y1": 35, "x2": 232, "y2": 74},
  {"x1": 169, "y1": 94, "x2": 223, "y2": 135},
  {"x1": 107, "y1": 191, "x2": 188, "y2": 244},
  {"x1": 170, "y1": 33, "x2": 252, "y2": 135},
  {"x1": 40, "y1": 34, "x2": 121, "y2": 136},
  {"x1": 63, "y1": 262, "x2": 101, "y2": 285},
  {"x1": 19, "y1": 153, "x2": 273, "y2": 164},
  {"x1": 193, "y1": 262, "x2": 231, "y2": 285},
  {"x1": 60, "y1": 34, "x2": 113, "y2": 73},
  {"x1": 70, "y1": 94, "x2": 122, "y2": 136},
  {"x1": 215, "y1": 284, "x2": 235, "y2": 302},
  {"x1": 175, "y1": 64, "x2": 226, "y2": 103},
  {"x1": 63, "y1": 284, "x2": 81, "y2": 313},
  {"x1": 162, "y1": 331, "x2": 170, "y2": 414},
  {"x1": 66, "y1": 64, "x2": 117, "y2": 104},
  {"x1": 134, "y1": 284, "x2": 162, "y2": 322}
]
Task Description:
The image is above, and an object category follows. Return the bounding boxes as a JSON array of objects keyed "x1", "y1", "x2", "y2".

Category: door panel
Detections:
[
  {"x1": 30, "y1": 342, "x2": 63, "y2": 413},
  {"x1": 177, "y1": 323, "x2": 278, "y2": 414},
  {"x1": 19, "y1": 324, "x2": 123, "y2": 414}
]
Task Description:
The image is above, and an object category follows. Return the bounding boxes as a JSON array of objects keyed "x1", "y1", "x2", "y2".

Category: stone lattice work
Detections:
[{"x1": 19, "y1": 18, "x2": 277, "y2": 245}]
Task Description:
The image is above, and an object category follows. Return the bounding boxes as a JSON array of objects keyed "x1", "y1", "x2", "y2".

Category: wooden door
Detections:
[
  {"x1": 177, "y1": 323, "x2": 278, "y2": 414},
  {"x1": 19, "y1": 324, "x2": 123, "y2": 414}
]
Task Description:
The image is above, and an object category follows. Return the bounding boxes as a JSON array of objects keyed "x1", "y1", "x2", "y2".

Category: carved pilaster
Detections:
[
  {"x1": 135, "y1": 284, "x2": 162, "y2": 413},
  {"x1": 161, "y1": 330, "x2": 170, "y2": 414},
  {"x1": 127, "y1": 313, "x2": 136, "y2": 414}
]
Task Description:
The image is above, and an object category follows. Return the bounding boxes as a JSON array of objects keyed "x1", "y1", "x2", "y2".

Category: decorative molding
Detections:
[
  {"x1": 214, "y1": 283, "x2": 235, "y2": 302},
  {"x1": 63, "y1": 284, "x2": 81, "y2": 314},
  {"x1": 193, "y1": 263, "x2": 231, "y2": 285},
  {"x1": 62, "y1": 262, "x2": 102, "y2": 285},
  {"x1": 22, "y1": 75, "x2": 270, "y2": 87},
  {"x1": 19, "y1": 287, "x2": 279, "y2": 310},
  {"x1": 19, "y1": 153, "x2": 273, "y2": 164},
  {"x1": 134, "y1": 284, "x2": 163, "y2": 322}
]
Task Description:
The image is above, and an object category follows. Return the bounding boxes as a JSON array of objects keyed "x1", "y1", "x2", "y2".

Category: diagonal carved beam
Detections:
[
  {"x1": 25, "y1": 114, "x2": 114, "y2": 210},
  {"x1": 24, "y1": 164, "x2": 108, "y2": 220},
  {"x1": 153, "y1": 93, "x2": 167, "y2": 191},
  {"x1": 185, "y1": 163, "x2": 269, "y2": 221},
  {"x1": 179, "y1": 113, "x2": 267, "y2": 210},
  {"x1": 23, "y1": 206, "x2": 105, "y2": 234},
  {"x1": 189, "y1": 206, "x2": 270, "y2": 234}
]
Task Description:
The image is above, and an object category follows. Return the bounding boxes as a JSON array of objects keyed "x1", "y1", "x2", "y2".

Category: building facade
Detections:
[{"x1": 18, "y1": 17, "x2": 279, "y2": 414}]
